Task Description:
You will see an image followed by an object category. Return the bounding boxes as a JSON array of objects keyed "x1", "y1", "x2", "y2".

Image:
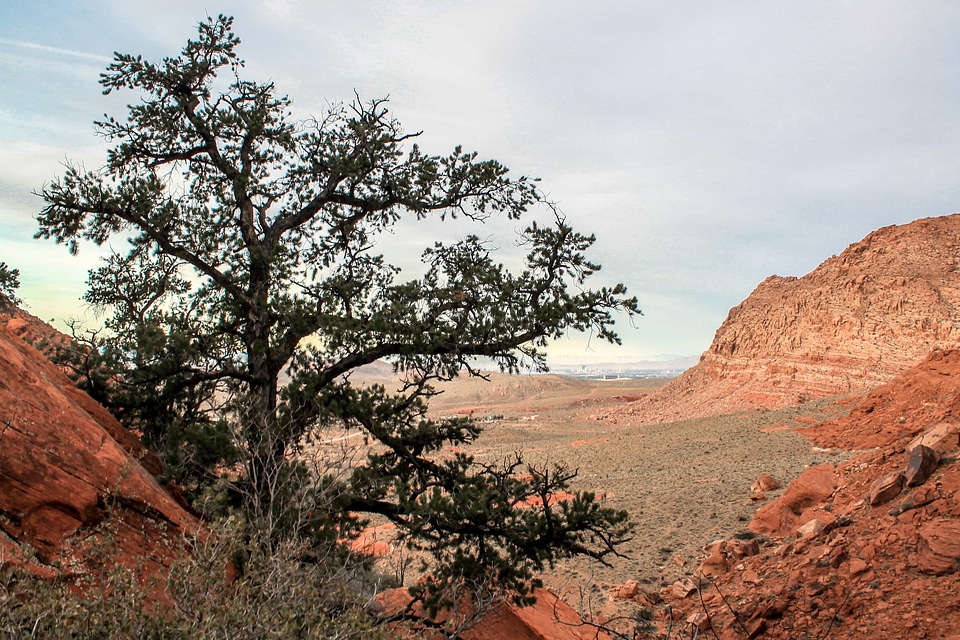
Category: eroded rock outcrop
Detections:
[
  {"x1": 601, "y1": 214, "x2": 960, "y2": 425},
  {"x1": 374, "y1": 587, "x2": 610, "y2": 640},
  {"x1": 655, "y1": 349, "x2": 960, "y2": 639},
  {"x1": 0, "y1": 305, "x2": 198, "y2": 578}
]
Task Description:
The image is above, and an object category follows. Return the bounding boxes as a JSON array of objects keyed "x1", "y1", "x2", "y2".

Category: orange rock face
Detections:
[
  {"x1": 658, "y1": 349, "x2": 960, "y2": 639},
  {"x1": 750, "y1": 464, "x2": 837, "y2": 537},
  {"x1": 0, "y1": 308, "x2": 198, "y2": 578},
  {"x1": 374, "y1": 587, "x2": 610, "y2": 639},
  {"x1": 601, "y1": 214, "x2": 960, "y2": 425}
]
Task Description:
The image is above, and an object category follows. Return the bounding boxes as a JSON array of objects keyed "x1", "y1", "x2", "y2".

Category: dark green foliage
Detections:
[
  {"x1": 37, "y1": 14, "x2": 639, "y2": 612},
  {"x1": 0, "y1": 261, "x2": 21, "y2": 307}
]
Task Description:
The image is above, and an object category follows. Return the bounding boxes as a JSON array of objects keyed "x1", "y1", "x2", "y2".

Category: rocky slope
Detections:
[
  {"x1": 0, "y1": 303, "x2": 199, "y2": 579},
  {"x1": 650, "y1": 349, "x2": 960, "y2": 639},
  {"x1": 604, "y1": 214, "x2": 960, "y2": 425},
  {"x1": 0, "y1": 303, "x2": 608, "y2": 637}
]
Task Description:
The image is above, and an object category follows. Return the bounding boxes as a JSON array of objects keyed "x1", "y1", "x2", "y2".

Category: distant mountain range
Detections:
[{"x1": 548, "y1": 355, "x2": 700, "y2": 375}]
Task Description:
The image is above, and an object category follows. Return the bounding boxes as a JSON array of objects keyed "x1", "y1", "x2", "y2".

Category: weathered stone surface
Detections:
[
  {"x1": 595, "y1": 215, "x2": 960, "y2": 426},
  {"x1": 614, "y1": 579, "x2": 638, "y2": 599},
  {"x1": 795, "y1": 518, "x2": 825, "y2": 541},
  {"x1": 672, "y1": 578, "x2": 698, "y2": 599},
  {"x1": 868, "y1": 473, "x2": 905, "y2": 506},
  {"x1": 908, "y1": 422, "x2": 960, "y2": 456},
  {"x1": 696, "y1": 538, "x2": 761, "y2": 578},
  {"x1": 0, "y1": 308, "x2": 198, "y2": 577},
  {"x1": 698, "y1": 544, "x2": 729, "y2": 577},
  {"x1": 686, "y1": 611, "x2": 709, "y2": 631},
  {"x1": 350, "y1": 522, "x2": 395, "y2": 558},
  {"x1": 753, "y1": 474, "x2": 779, "y2": 492},
  {"x1": 750, "y1": 465, "x2": 835, "y2": 536},
  {"x1": 848, "y1": 558, "x2": 869, "y2": 575},
  {"x1": 905, "y1": 445, "x2": 939, "y2": 487},
  {"x1": 917, "y1": 519, "x2": 960, "y2": 575},
  {"x1": 374, "y1": 587, "x2": 611, "y2": 639},
  {"x1": 888, "y1": 484, "x2": 939, "y2": 517}
]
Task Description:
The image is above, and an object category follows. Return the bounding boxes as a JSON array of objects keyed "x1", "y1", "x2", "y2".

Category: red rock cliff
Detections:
[{"x1": 611, "y1": 214, "x2": 960, "y2": 424}]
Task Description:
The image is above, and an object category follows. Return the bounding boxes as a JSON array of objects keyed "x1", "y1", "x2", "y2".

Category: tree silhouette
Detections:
[{"x1": 37, "y1": 15, "x2": 639, "y2": 610}]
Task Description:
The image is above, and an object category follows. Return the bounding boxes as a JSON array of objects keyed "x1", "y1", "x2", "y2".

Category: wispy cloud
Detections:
[{"x1": 0, "y1": 37, "x2": 111, "y2": 63}]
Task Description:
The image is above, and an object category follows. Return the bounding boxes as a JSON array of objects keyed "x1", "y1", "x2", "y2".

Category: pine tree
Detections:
[{"x1": 37, "y1": 15, "x2": 639, "y2": 610}]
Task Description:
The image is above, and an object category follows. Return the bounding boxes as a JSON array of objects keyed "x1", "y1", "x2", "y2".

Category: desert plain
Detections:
[{"x1": 360, "y1": 372, "x2": 858, "y2": 600}]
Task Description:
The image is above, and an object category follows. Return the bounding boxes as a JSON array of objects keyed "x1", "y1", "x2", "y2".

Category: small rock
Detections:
[
  {"x1": 868, "y1": 472, "x2": 905, "y2": 506},
  {"x1": 905, "y1": 444, "x2": 940, "y2": 487},
  {"x1": 703, "y1": 539, "x2": 726, "y2": 554},
  {"x1": 699, "y1": 545, "x2": 729, "y2": 577},
  {"x1": 672, "y1": 578, "x2": 699, "y2": 599},
  {"x1": 751, "y1": 465, "x2": 835, "y2": 536},
  {"x1": 615, "y1": 579, "x2": 639, "y2": 599},
  {"x1": 686, "y1": 611, "x2": 710, "y2": 631},
  {"x1": 729, "y1": 538, "x2": 760, "y2": 558},
  {"x1": 743, "y1": 568, "x2": 763, "y2": 585},
  {"x1": 796, "y1": 518, "x2": 825, "y2": 540},
  {"x1": 747, "y1": 618, "x2": 768, "y2": 638},
  {"x1": 753, "y1": 473, "x2": 779, "y2": 492},
  {"x1": 849, "y1": 558, "x2": 869, "y2": 575},
  {"x1": 760, "y1": 594, "x2": 790, "y2": 620},
  {"x1": 888, "y1": 484, "x2": 939, "y2": 516},
  {"x1": 633, "y1": 593, "x2": 655, "y2": 608}
]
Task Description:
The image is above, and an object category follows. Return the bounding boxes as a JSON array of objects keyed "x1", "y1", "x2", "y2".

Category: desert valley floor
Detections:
[{"x1": 357, "y1": 372, "x2": 860, "y2": 600}]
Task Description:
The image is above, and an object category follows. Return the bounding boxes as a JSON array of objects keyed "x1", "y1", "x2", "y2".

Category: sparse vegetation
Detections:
[{"x1": 0, "y1": 520, "x2": 389, "y2": 639}]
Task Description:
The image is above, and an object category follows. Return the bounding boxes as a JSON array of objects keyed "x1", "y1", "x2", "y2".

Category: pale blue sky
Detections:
[{"x1": 3, "y1": 1, "x2": 960, "y2": 363}]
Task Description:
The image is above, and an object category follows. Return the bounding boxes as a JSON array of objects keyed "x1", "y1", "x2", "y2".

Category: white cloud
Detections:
[{"x1": 0, "y1": 37, "x2": 112, "y2": 63}]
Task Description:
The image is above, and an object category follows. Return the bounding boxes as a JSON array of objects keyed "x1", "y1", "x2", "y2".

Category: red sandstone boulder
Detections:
[
  {"x1": 888, "y1": 484, "x2": 939, "y2": 517},
  {"x1": 752, "y1": 474, "x2": 779, "y2": 492},
  {"x1": 614, "y1": 579, "x2": 639, "y2": 599},
  {"x1": 0, "y1": 309, "x2": 198, "y2": 577},
  {"x1": 795, "y1": 518, "x2": 825, "y2": 541},
  {"x1": 351, "y1": 522, "x2": 396, "y2": 558},
  {"x1": 868, "y1": 472, "x2": 906, "y2": 506},
  {"x1": 373, "y1": 587, "x2": 610, "y2": 639},
  {"x1": 908, "y1": 422, "x2": 960, "y2": 456},
  {"x1": 750, "y1": 464, "x2": 836, "y2": 536}
]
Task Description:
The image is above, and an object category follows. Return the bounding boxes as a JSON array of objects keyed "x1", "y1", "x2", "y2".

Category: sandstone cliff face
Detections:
[
  {"x1": 610, "y1": 214, "x2": 960, "y2": 424},
  {"x1": 0, "y1": 306, "x2": 198, "y2": 578}
]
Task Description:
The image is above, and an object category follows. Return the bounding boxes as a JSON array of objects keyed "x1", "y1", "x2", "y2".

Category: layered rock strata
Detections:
[{"x1": 604, "y1": 214, "x2": 960, "y2": 425}]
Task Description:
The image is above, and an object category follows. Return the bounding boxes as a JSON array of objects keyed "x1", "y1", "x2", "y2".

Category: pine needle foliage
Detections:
[{"x1": 36, "y1": 15, "x2": 639, "y2": 611}]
